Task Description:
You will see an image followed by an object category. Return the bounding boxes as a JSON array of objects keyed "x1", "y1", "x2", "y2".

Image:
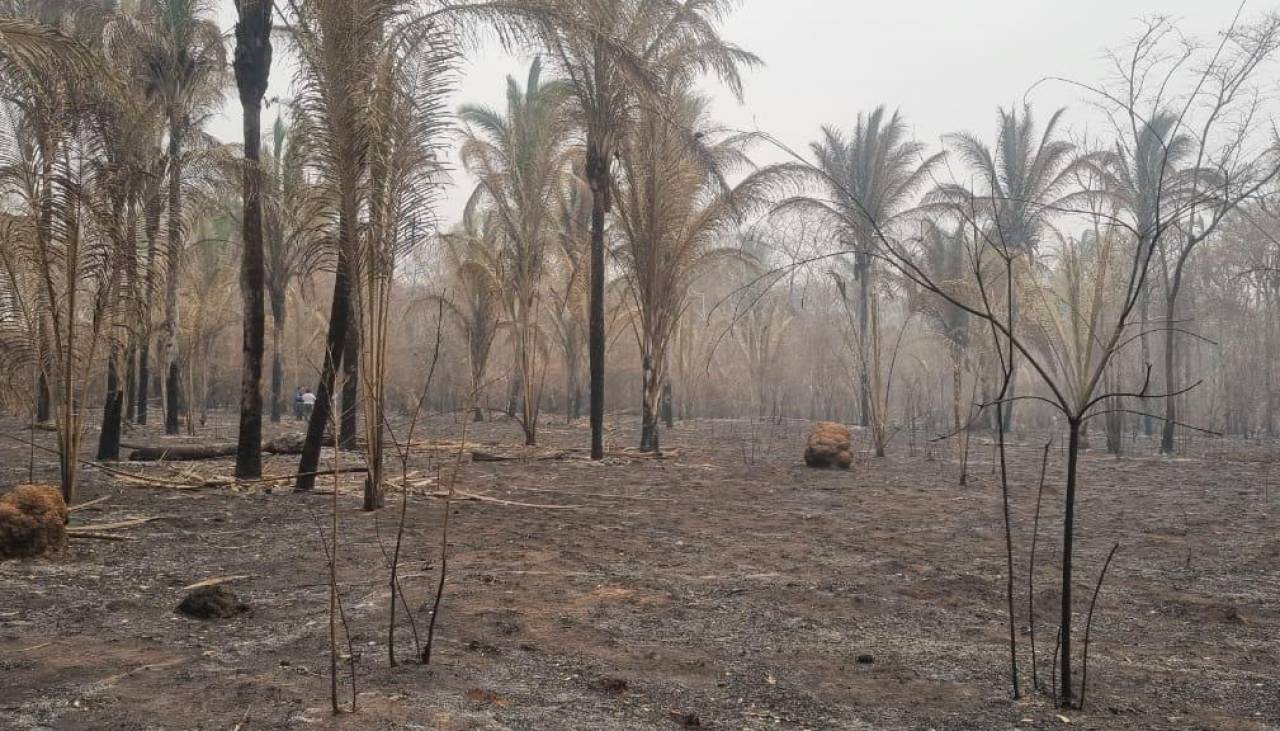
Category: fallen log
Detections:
[
  {"x1": 128, "y1": 444, "x2": 237, "y2": 461},
  {"x1": 471, "y1": 449, "x2": 568, "y2": 462},
  {"x1": 128, "y1": 434, "x2": 338, "y2": 462}
]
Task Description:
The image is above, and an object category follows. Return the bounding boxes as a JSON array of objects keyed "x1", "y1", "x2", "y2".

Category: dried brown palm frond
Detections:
[
  {"x1": 426, "y1": 207, "x2": 503, "y2": 421},
  {"x1": 458, "y1": 56, "x2": 571, "y2": 445},
  {"x1": 473, "y1": 0, "x2": 758, "y2": 457},
  {"x1": 545, "y1": 163, "x2": 591, "y2": 421},
  {"x1": 612, "y1": 86, "x2": 759, "y2": 451},
  {"x1": 354, "y1": 5, "x2": 456, "y2": 507}
]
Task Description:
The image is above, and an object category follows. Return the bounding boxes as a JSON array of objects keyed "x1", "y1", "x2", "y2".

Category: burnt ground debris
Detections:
[{"x1": 0, "y1": 414, "x2": 1277, "y2": 730}]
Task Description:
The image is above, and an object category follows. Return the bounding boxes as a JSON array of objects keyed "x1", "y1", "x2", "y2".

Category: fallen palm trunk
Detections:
[
  {"x1": 128, "y1": 434, "x2": 339, "y2": 461},
  {"x1": 471, "y1": 448, "x2": 568, "y2": 462}
]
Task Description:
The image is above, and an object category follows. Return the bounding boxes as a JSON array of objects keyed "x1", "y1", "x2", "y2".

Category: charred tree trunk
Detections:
[
  {"x1": 96, "y1": 352, "x2": 124, "y2": 461},
  {"x1": 233, "y1": 0, "x2": 273, "y2": 479},
  {"x1": 1160, "y1": 298, "x2": 1178, "y2": 454},
  {"x1": 36, "y1": 371, "x2": 51, "y2": 423},
  {"x1": 1058, "y1": 416, "x2": 1082, "y2": 706},
  {"x1": 296, "y1": 238, "x2": 353, "y2": 492},
  {"x1": 586, "y1": 143, "x2": 608, "y2": 461}
]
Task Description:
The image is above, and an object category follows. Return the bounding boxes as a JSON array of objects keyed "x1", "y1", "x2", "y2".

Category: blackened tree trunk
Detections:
[
  {"x1": 96, "y1": 352, "x2": 123, "y2": 461},
  {"x1": 661, "y1": 380, "x2": 673, "y2": 428},
  {"x1": 233, "y1": 0, "x2": 273, "y2": 479},
  {"x1": 1160, "y1": 297, "x2": 1178, "y2": 453},
  {"x1": 36, "y1": 371, "x2": 51, "y2": 422},
  {"x1": 586, "y1": 145, "x2": 608, "y2": 460},
  {"x1": 339, "y1": 311, "x2": 359, "y2": 450},
  {"x1": 297, "y1": 243, "x2": 353, "y2": 491},
  {"x1": 1059, "y1": 417, "x2": 1082, "y2": 706}
]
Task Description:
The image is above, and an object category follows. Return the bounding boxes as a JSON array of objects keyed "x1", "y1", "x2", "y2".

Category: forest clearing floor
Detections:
[{"x1": 1, "y1": 413, "x2": 1278, "y2": 730}]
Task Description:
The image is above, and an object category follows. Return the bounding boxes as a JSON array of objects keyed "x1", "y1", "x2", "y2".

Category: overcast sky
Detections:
[{"x1": 210, "y1": 1, "x2": 1240, "y2": 223}]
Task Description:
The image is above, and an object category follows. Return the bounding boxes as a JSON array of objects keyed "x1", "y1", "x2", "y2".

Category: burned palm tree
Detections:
[
  {"x1": 613, "y1": 88, "x2": 757, "y2": 452},
  {"x1": 749, "y1": 106, "x2": 944, "y2": 441},
  {"x1": 288, "y1": 0, "x2": 394, "y2": 492},
  {"x1": 118, "y1": 0, "x2": 226, "y2": 435},
  {"x1": 920, "y1": 223, "x2": 972, "y2": 433},
  {"x1": 232, "y1": 0, "x2": 273, "y2": 478},
  {"x1": 263, "y1": 114, "x2": 325, "y2": 423},
  {"x1": 0, "y1": 8, "x2": 125, "y2": 503},
  {"x1": 504, "y1": 0, "x2": 758, "y2": 458},
  {"x1": 458, "y1": 57, "x2": 570, "y2": 446},
  {"x1": 937, "y1": 106, "x2": 1086, "y2": 431},
  {"x1": 434, "y1": 210, "x2": 504, "y2": 422},
  {"x1": 546, "y1": 166, "x2": 590, "y2": 422},
  {"x1": 354, "y1": 14, "x2": 453, "y2": 509}
]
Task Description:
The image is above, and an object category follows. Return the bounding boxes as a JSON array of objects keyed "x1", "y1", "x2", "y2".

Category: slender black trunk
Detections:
[
  {"x1": 234, "y1": 6, "x2": 272, "y2": 477},
  {"x1": 1159, "y1": 301, "x2": 1177, "y2": 453},
  {"x1": 1059, "y1": 417, "x2": 1082, "y2": 706},
  {"x1": 36, "y1": 371, "x2": 51, "y2": 423},
  {"x1": 165, "y1": 361, "x2": 181, "y2": 435},
  {"x1": 96, "y1": 353, "x2": 123, "y2": 461},
  {"x1": 586, "y1": 146, "x2": 607, "y2": 460},
  {"x1": 297, "y1": 241, "x2": 353, "y2": 492},
  {"x1": 661, "y1": 380, "x2": 673, "y2": 428}
]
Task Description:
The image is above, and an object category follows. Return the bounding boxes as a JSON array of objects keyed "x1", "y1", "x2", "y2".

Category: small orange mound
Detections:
[
  {"x1": 0, "y1": 483, "x2": 68, "y2": 559},
  {"x1": 804, "y1": 422, "x2": 852, "y2": 469}
]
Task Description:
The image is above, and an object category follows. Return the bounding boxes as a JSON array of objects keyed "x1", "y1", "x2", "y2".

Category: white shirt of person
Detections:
[{"x1": 302, "y1": 392, "x2": 317, "y2": 405}]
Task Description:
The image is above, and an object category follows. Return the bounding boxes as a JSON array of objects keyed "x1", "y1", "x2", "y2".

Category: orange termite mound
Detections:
[
  {"x1": 0, "y1": 484, "x2": 68, "y2": 560},
  {"x1": 804, "y1": 421, "x2": 852, "y2": 469}
]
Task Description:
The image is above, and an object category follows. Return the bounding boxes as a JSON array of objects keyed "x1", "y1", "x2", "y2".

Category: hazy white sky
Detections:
[{"x1": 210, "y1": 0, "x2": 1239, "y2": 223}]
